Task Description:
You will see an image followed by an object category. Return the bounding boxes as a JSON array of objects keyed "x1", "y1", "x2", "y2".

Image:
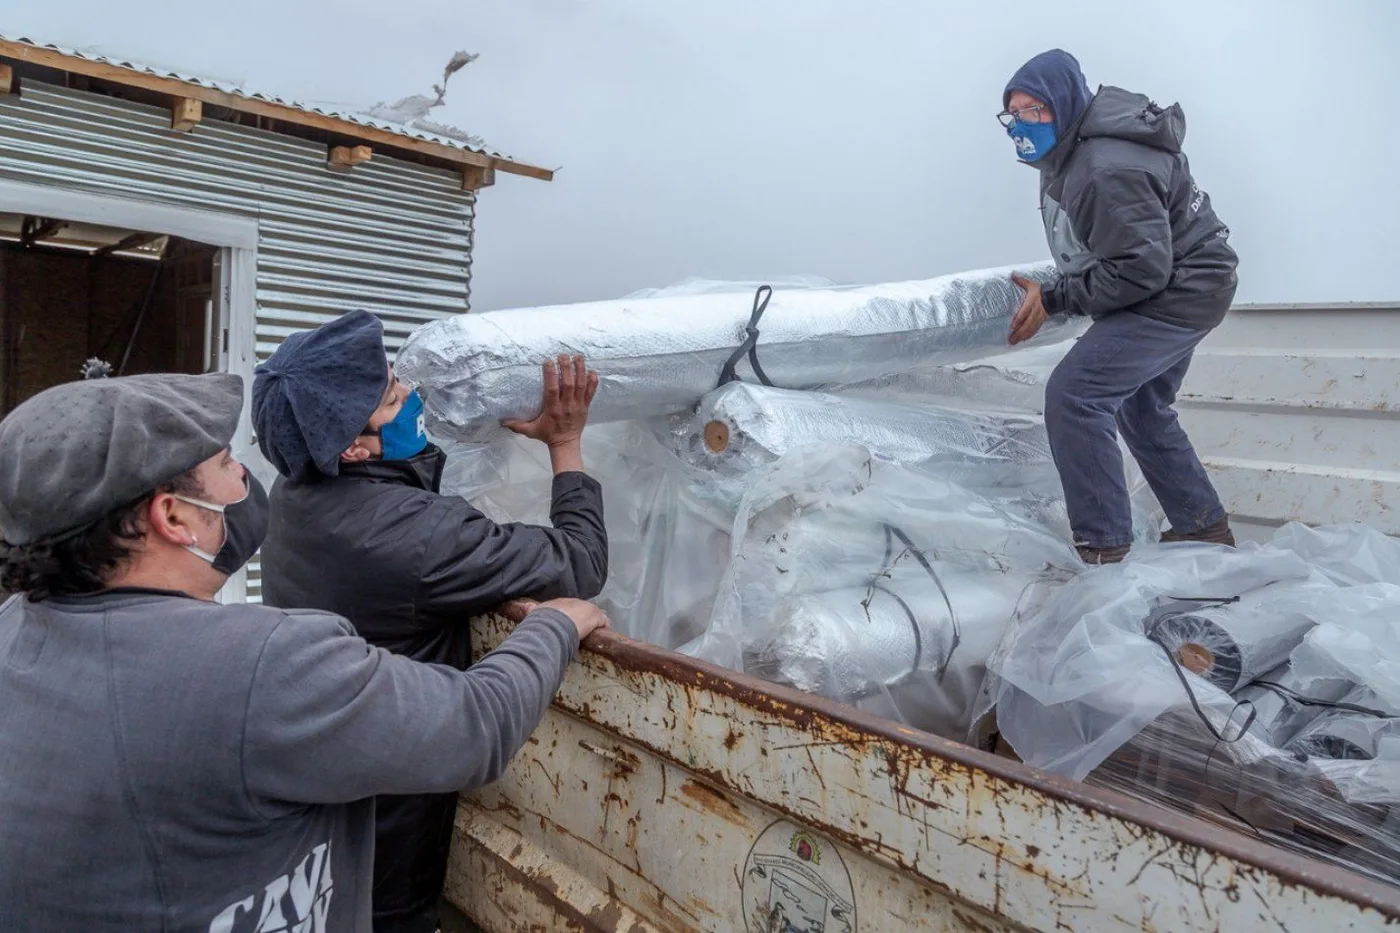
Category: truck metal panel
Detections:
[{"x1": 1178, "y1": 303, "x2": 1400, "y2": 540}]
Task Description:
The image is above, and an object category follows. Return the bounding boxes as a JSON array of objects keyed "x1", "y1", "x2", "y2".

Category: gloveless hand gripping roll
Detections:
[{"x1": 394, "y1": 262, "x2": 1062, "y2": 442}]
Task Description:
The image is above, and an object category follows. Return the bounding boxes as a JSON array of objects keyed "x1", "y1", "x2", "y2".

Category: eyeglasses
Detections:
[{"x1": 996, "y1": 104, "x2": 1051, "y2": 128}]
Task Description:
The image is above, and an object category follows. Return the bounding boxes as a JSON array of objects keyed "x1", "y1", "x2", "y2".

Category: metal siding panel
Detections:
[
  {"x1": 0, "y1": 82, "x2": 475, "y2": 602},
  {"x1": 1179, "y1": 305, "x2": 1400, "y2": 540}
]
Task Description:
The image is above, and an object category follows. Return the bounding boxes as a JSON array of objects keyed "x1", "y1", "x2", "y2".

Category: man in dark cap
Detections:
[
  {"x1": 252, "y1": 309, "x2": 609, "y2": 933},
  {"x1": 0, "y1": 369, "x2": 608, "y2": 932},
  {"x1": 999, "y1": 49, "x2": 1239, "y2": 564}
]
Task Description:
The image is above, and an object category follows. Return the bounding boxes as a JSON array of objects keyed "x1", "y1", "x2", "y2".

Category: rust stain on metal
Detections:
[
  {"x1": 723, "y1": 727, "x2": 742, "y2": 750},
  {"x1": 481, "y1": 799, "x2": 524, "y2": 822},
  {"x1": 677, "y1": 779, "x2": 748, "y2": 827},
  {"x1": 461, "y1": 831, "x2": 650, "y2": 932},
  {"x1": 530, "y1": 757, "x2": 563, "y2": 797},
  {"x1": 951, "y1": 906, "x2": 1000, "y2": 933},
  {"x1": 579, "y1": 739, "x2": 640, "y2": 777},
  {"x1": 654, "y1": 762, "x2": 668, "y2": 806}
]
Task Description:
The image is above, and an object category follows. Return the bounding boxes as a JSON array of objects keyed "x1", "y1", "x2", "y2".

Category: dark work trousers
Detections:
[
  {"x1": 374, "y1": 903, "x2": 440, "y2": 933},
  {"x1": 1044, "y1": 310, "x2": 1226, "y2": 548}
]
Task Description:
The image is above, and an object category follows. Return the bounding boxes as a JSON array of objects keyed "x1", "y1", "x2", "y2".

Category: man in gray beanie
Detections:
[
  {"x1": 0, "y1": 370, "x2": 608, "y2": 932},
  {"x1": 252, "y1": 309, "x2": 609, "y2": 933}
]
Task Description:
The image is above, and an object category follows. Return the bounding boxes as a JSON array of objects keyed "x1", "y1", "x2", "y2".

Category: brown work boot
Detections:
[
  {"x1": 1160, "y1": 517, "x2": 1236, "y2": 547},
  {"x1": 1076, "y1": 543, "x2": 1131, "y2": 565}
]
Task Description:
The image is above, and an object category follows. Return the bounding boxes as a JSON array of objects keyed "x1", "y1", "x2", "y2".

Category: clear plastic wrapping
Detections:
[
  {"x1": 983, "y1": 524, "x2": 1400, "y2": 886},
  {"x1": 680, "y1": 381, "x2": 1052, "y2": 473},
  {"x1": 396, "y1": 262, "x2": 1069, "y2": 443},
  {"x1": 822, "y1": 337, "x2": 1083, "y2": 414},
  {"x1": 1087, "y1": 707, "x2": 1400, "y2": 886},
  {"x1": 671, "y1": 443, "x2": 1081, "y2": 740}
]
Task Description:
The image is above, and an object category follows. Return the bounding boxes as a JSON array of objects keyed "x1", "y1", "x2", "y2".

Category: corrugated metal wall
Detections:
[
  {"x1": 0, "y1": 83, "x2": 475, "y2": 358},
  {"x1": 1178, "y1": 303, "x2": 1400, "y2": 541},
  {"x1": 0, "y1": 82, "x2": 477, "y2": 601}
]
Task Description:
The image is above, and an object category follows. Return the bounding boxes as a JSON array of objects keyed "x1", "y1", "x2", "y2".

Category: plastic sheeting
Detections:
[
  {"x1": 981, "y1": 541, "x2": 1325, "y2": 780},
  {"x1": 680, "y1": 381, "x2": 1051, "y2": 474},
  {"x1": 680, "y1": 445, "x2": 1078, "y2": 739},
  {"x1": 396, "y1": 262, "x2": 1067, "y2": 443},
  {"x1": 983, "y1": 522, "x2": 1400, "y2": 887}
]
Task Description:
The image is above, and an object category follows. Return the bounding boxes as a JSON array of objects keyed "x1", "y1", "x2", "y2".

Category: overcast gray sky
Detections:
[{"x1": 6, "y1": 0, "x2": 1397, "y2": 311}]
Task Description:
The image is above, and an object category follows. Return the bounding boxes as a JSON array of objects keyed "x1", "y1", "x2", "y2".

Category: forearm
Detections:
[
  {"x1": 548, "y1": 438, "x2": 585, "y2": 475},
  {"x1": 1044, "y1": 259, "x2": 1167, "y2": 318},
  {"x1": 244, "y1": 609, "x2": 580, "y2": 805}
]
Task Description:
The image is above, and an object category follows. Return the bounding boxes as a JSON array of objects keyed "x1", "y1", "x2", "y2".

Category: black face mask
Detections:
[{"x1": 175, "y1": 473, "x2": 270, "y2": 576}]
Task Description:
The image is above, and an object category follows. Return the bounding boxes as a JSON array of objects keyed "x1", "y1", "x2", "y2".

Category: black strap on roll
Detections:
[
  {"x1": 1144, "y1": 596, "x2": 1257, "y2": 760},
  {"x1": 866, "y1": 581, "x2": 924, "y2": 681},
  {"x1": 1253, "y1": 681, "x2": 1390, "y2": 719},
  {"x1": 717, "y1": 285, "x2": 775, "y2": 388},
  {"x1": 881, "y1": 523, "x2": 961, "y2": 681}
]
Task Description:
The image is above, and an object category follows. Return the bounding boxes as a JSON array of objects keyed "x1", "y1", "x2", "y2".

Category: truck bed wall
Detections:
[{"x1": 1178, "y1": 303, "x2": 1400, "y2": 540}]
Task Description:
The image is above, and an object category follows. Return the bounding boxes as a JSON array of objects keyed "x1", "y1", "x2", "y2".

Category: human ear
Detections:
[
  {"x1": 146, "y1": 493, "x2": 199, "y2": 548},
  {"x1": 340, "y1": 439, "x2": 373, "y2": 464}
]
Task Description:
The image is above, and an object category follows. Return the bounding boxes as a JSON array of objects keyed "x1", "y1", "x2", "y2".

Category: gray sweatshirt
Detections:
[{"x1": 0, "y1": 588, "x2": 578, "y2": 932}]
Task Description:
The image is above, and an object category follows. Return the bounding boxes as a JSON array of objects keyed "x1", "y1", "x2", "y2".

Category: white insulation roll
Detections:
[{"x1": 396, "y1": 262, "x2": 1061, "y2": 442}]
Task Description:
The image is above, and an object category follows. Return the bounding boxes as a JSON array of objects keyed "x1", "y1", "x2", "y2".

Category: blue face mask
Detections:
[
  {"x1": 375, "y1": 389, "x2": 429, "y2": 461},
  {"x1": 1007, "y1": 119, "x2": 1058, "y2": 163}
]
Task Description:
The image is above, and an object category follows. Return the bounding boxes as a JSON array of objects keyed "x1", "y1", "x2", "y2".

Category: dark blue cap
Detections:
[{"x1": 252, "y1": 310, "x2": 389, "y2": 481}]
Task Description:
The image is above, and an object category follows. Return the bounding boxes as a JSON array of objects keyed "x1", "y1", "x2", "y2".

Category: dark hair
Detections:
[{"x1": 0, "y1": 470, "x2": 204, "y2": 602}]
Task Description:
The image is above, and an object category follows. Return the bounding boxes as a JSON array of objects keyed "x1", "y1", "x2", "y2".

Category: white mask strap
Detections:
[{"x1": 172, "y1": 491, "x2": 238, "y2": 563}]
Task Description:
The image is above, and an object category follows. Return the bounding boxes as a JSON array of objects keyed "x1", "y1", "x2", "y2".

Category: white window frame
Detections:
[{"x1": 0, "y1": 178, "x2": 260, "y2": 603}]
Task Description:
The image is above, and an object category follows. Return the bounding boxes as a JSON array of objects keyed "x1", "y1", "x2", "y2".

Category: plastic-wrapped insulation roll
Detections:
[
  {"x1": 681, "y1": 382, "x2": 1051, "y2": 477},
  {"x1": 742, "y1": 570, "x2": 1026, "y2": 703},
  {"x1": 1285, "y1": 701, "x2": 1400, "y2": 761},
  {"x1": 396, "y1": 262, "x2": 1061, "y2": 442},
  {"x1": 1237, "y1": 664, "x2": 1333, "y2": 750},
  {"x1": 751, "y1": 513, "x2": 1072, "y2": 587},
  {"x1": 1144, "y1": 583, "x2": 1322, "y2": 693},
  {"x1": 823, "y1": 339, "x2": 1077, "y2": 414}
]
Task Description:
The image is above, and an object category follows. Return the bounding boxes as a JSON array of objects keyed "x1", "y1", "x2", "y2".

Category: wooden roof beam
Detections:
[
  {"x1": 328, "y1": 145, "x2": 373, "y2": 171},
  {"x1": 170, "y1": 97, "x2": 201, "y2": 132},
  {"x1": 20, "y1": 217, "x2": 67, "y2": 246},
  {"x1": 0, "y1": 40, "x2": 553, "y2": 182},
  {"x1": 0, "y1": 63, "x2": 14, "y2": 95},
  {"x1": 93, "y1": 231, "x2": 164, "y2": 257},
  {"x1": 462, "y1": 165, "x2": 496, "y2": 191}
]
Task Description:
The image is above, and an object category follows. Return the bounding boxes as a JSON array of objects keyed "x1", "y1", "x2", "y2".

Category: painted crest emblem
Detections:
[
  {"x1": 742, "y1": 820, "x2": 856, "y2": 933},
  {"x1": 789, "y1": 830, "x2": 820, "y2": 864}
]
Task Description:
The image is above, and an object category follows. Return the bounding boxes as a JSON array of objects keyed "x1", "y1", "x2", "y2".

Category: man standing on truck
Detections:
[
  {"x1": 1000, "y1": 49, "x2": 1239, "y2": 564},
  {"x1": 252, "y1": 309, "x2": 609, "y2": 933},
  {"x1": 0, "y1": 368, "x2": 608, "y2": 931}
]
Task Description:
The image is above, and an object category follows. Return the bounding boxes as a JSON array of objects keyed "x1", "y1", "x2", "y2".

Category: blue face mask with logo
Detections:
[
  {"x1": 375, "y1": 389, "x2": 429, "y2": 461},
  {"x1": 1007, "y1": 119, "x2": 1058, "y2": 163}
]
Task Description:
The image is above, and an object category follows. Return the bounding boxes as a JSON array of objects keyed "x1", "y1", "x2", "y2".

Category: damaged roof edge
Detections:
[{"x1": 0, "y1": 36, "x2": 554, "y2": 182}]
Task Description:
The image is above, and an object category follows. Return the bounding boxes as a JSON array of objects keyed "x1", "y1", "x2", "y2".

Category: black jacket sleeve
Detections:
[
  {"x1": 414, "y1": 471, "x2": 609, "y2": 618},
  {"x1": 1043, "y1": 168, "x2": 1174, "y2": 319}
]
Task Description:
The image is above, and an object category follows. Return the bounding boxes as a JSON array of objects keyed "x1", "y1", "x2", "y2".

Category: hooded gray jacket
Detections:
[
  {"x1": 0, "y1": 588, "x2": 579, "y2": 932},
  {"x1": 1038, "y1": 86, "x2": 1239, "y2": 330}
]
